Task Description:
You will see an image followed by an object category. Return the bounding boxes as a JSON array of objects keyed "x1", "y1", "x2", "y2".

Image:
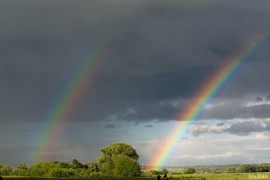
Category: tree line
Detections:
[
  {"x1": 227, "y1": 163, "x2": 270, "y2": 173},
  {"x1": 0, "y1": 142, "x2": 141, "y2": 177}
]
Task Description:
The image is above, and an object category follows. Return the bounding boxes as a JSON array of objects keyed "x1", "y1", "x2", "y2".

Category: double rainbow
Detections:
[{"x1": 150, "y1": 33, "x2": 269, "y2": 168}]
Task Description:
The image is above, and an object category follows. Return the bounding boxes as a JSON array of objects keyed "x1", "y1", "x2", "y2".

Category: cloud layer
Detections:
[{"x1": 1, "y1": 0, "x2": 270, "y2": 124}]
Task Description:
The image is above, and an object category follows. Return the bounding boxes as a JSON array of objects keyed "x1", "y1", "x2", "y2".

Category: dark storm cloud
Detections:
[{"x1": 1, "y1": 0, "x2": 270, "y2": 124}]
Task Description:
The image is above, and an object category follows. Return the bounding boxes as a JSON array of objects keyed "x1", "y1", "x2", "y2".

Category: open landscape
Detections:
[
  {"x1": 1, "y1": 173, "x2": 270, "y2": 180},
  {"x1": 1, "y1": 1, "x2": 270, "y2": 180}
]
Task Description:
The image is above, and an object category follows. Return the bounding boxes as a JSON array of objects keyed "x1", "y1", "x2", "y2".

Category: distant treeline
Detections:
[
  {"x1": 237, "y1": 163, "x2": 270, "y2": 173},
  {"x1": 165, "y1": 163, "x2": 270, "y2": 174}
]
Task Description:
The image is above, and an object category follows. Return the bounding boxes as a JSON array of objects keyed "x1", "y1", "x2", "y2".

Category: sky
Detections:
[{"x1": 1, "y1": 0, "x2": 270, "y2": 167}]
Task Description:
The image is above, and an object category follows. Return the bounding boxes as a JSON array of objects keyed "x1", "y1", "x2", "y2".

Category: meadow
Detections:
[{"x1": 2, "y1": 172, "x2": 270, "y2": 180}]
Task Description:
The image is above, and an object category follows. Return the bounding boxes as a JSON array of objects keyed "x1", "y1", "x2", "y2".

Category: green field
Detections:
[{"x1": 2, "y1": 173, "x2": 270, "y2": 180}]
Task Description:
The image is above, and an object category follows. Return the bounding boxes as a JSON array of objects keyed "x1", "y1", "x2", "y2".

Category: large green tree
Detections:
[{"x1": 97, "y1": 142, "x2": 141, "y2": 177}]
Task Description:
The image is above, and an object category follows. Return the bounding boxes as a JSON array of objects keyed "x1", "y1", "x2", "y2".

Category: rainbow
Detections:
[
  {"x1": 149, "y1": 33, "x2": 270, "y2": 168},
  {"x1": 29, "y1": 45, "x2": 111, "y2": 164}
]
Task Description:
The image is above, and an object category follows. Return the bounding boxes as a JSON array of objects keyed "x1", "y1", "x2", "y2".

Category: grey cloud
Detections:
[
  {"x1": 189, "y1": 125, "x2": 208, "y2": 137},
  {"x1": 104, "y1": 124, "x2": 116, "y2": 129},
  {"x1": 266, "y1": 95, "x2": 270, "y2": 101},
  {"x1": 201, "y1": 101, "x2": 270, "y2": 120},
  {"x1": 255, "y1": 97, "x2": 263, "y2": 102},
  {"x1": 225, "y1": 121, "x2": 265, "y2": 136},
  {"x1": 217, "y1": 123, "x2": 224, "y2": 126},
  {"x1": 189, "y1": 120, "x2": 269, "y2": 137},
  {"x1": 144, "y1": 125, "x2": 154, "y2": 128}
]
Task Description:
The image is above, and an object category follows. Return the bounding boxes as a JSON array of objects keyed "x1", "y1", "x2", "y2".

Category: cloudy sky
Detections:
[{"x1": 1, "y1": 0, "x2": 270, "y2": 167}]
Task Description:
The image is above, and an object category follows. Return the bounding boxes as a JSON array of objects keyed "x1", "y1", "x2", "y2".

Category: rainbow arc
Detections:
[
  {"x1": 29, "y1": 45, "x2": 111, "y2": 164},
  {"x1": 149, "y1": 33, "x2": 270, "y2": 168}
]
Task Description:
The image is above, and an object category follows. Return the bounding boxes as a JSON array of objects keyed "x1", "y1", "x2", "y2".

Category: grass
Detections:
[{"x1": 2, "y1": 172, "x2": 270, "y2": 180}]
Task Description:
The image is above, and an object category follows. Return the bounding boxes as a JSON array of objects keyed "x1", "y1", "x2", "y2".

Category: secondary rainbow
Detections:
[
  {"x1": 149, "y1": 33, "x2": 270, "y2": 168},
  {"x1": 29, "y1": 44, "x2": 111, "y2": 164}
]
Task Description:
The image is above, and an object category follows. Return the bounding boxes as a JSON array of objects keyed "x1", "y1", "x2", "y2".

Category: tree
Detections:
[
  {"x1": 184, "y1": 168, "x2": 196, "y2": 174},
  {"x1": 11, "y1": 168, "x2": 28, "y2": 176},
  {"x1": 48, "y1": 168, "x2": 64, "y2": 177},
  {"x1": 71, "y1": 159, "x2": 83, "y2": 169},
  {"x1": 162, "y1": 168, "x2": 169, "y2": 175},
  {"x1": 27, "y1": 161, "x2": 54, "y2": 176},
  {"x1": 84, "y1": 162, "x2": 99, "y2": 172},
  {"x1": 97, "y1": 142, "x2": 141, "y2": 177},
  {"x1": 226, "y1": 167, "x2": 236, "y2": 173},
  {"x1": 56, "y1": 162, "x2": 70, "y2": 169},
  {"x1": 238, "y1": 164, "x2": 256, "y2": 173},
  {"x1": 17, "y1": 163, "x2": 28, "y2": 170},
  {"x1": 113, "y1": 155, "x2": 141, "y2": 177},
  {"x1": 0, "y1": 165, "x2": 13, "y2": 175},
  {"x1": 259, "y1": 163, "x2": 270, "y2": 172},
  {"x1": 98, "y1": 156, "x2": 114, "y2": 176},
  {"x1": 150, "y1": 170, "x2": 159, "y2": 175}
]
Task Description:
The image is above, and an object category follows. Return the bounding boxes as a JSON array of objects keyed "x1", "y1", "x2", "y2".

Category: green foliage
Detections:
[
  {"x1": 226, "y1": 167, "x2": 236, "y2": 173},
  {"x1": 0, "y1": 142, "x2": 142, "y2": 178},
  {"x1": 113, "y1": 155, "x2": 141, "y2": 177},
  {"x1": 0, "y1": 164, "x2": 13, "y2": 176},
  {"x1": 98, "y1": 156, "x2": 114, "y2": 176},
  {"x1": 48, "y1": 168, "x2": 64, "y2": 177},
  {"x1": 255, "y1": 163, "x2": 270, "y2": 172},
  {"x1": 100, "y1": 142, "x2": 139, "y2": 160},
  {"x1": 97, "y1": 142, "x2": 141, "y2": 177},
  {"x1": 88, "y1": 171, "x2": 101, "y2": 177},
  {"x1": 161, "y1": 168, "x2": 169, "y2": 175},
  {"x1": 76, "y1": 168, "x2": 89, "y2": 177},
  {"x1": 17, "y1": 163, "x2": 28, "y2": 170},
  {"x1": 48, "y1": 168, "x2": 75, "y2": 177},
  {"x1": 56, "y1": 162, "x2": 70, "y2": 169},
  {"x1": 150, "y1": 170, "x2": 162, "y2": 175},
  {"x1": 71, "y1": 159, "x2": 83, "y2": 169},
  {"x1": 11, "y1": 168, "x2": 27, "y2": 176},
  {"x1": 238, "y1": 164, "x2": 257, "y2": 173},
  {"x1": 84, "y1": 162, "x2": 99, "y2": 172},
  {"x1": 237, "y1": 163, "x2": 270, "y2": 173},
  {"x1": 184, "y1": 167, "x2": 196, "y2": 174},
  {"x1": 28, "y1": 161, "x2": 55, "y2": 176}
]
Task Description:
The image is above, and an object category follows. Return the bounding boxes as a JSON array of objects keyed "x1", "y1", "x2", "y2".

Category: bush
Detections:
[
  {"x1": 48, "y1": 168, "x2": 64, "y2": 177},
  {"x1": 226, "y1": 167, "x2": 236, "y2": 173},
  {"x1": 0, "y1": 165, "x2": 13, "y2": 176},
  {"x1": 89, "y1": 172, "x2": 101, "y2": 177},
  {"x1": 28, "y1": 161, "x2": 55, "y2": 176},
  {"x1": 11, "y1": 168, "x2": 28, "y2": 176}
]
